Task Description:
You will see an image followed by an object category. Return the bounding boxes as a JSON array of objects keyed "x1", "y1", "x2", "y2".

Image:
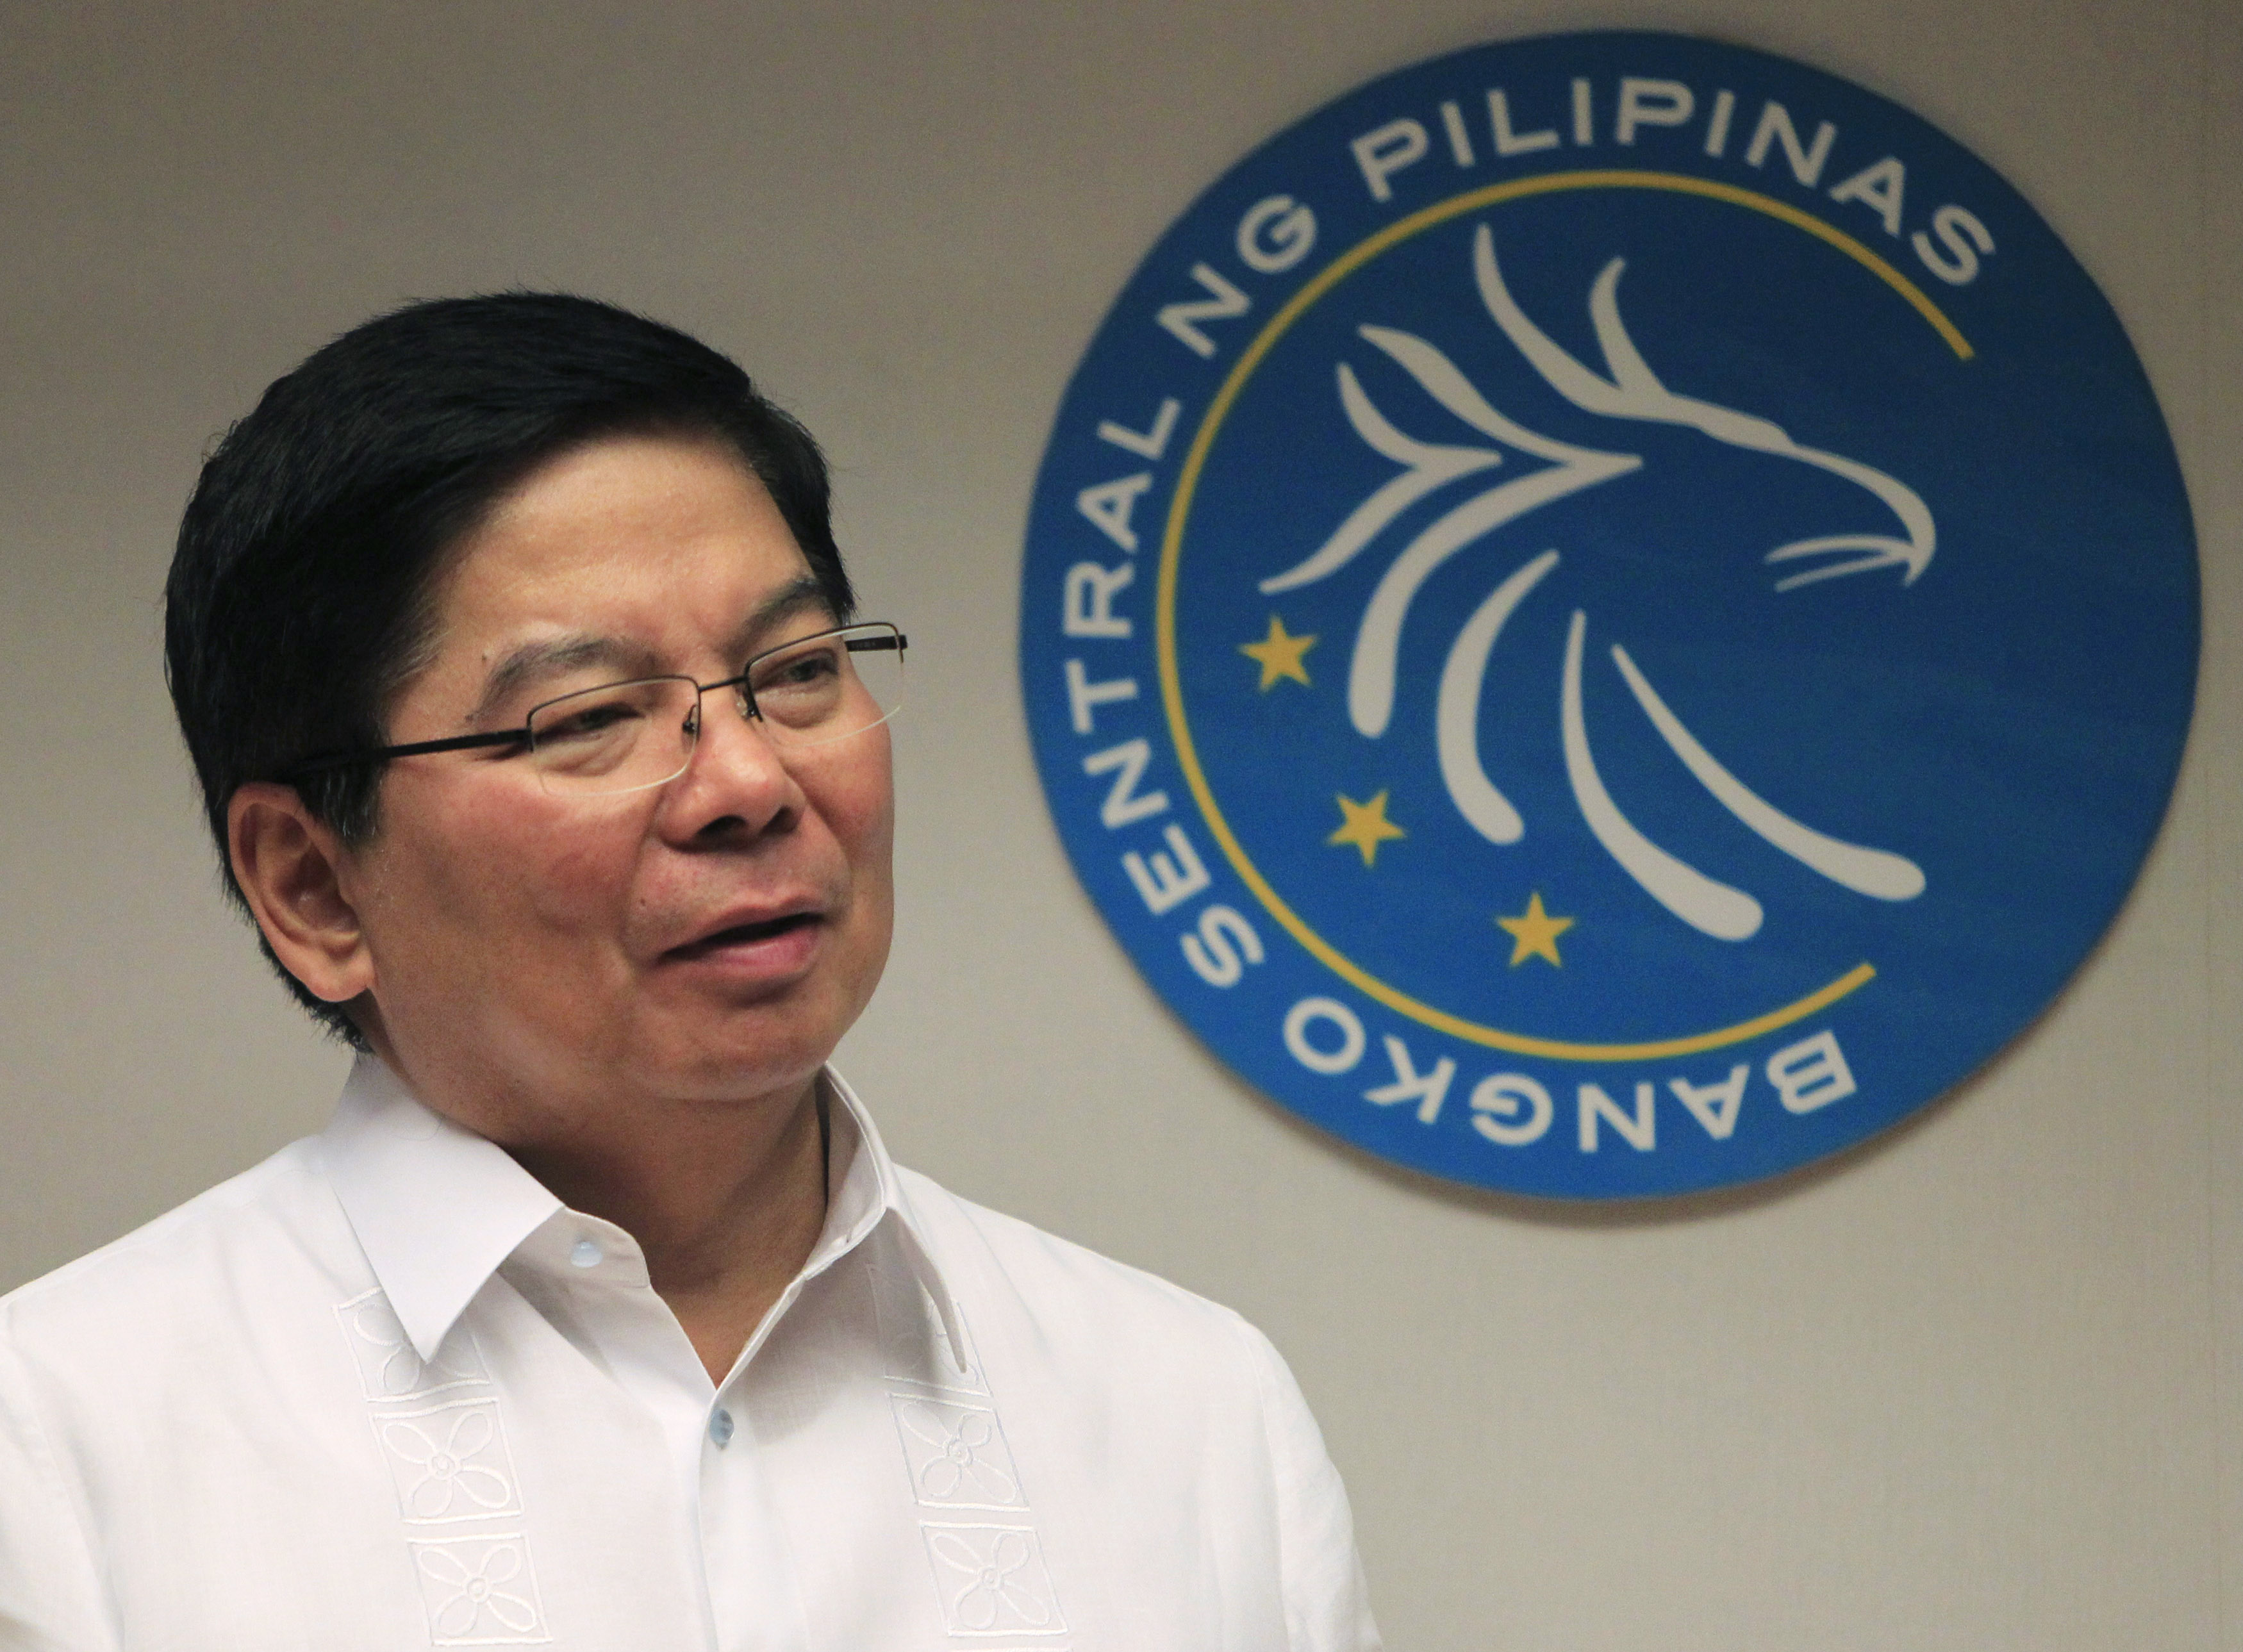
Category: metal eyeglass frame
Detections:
[{"x1": 281, "y1": 622, "x2": 906, "y2": 784}]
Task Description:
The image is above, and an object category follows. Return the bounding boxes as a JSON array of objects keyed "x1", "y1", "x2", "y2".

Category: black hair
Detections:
[{"x1": 164, "y1": 292, "x2": 851, "y2": 1046}]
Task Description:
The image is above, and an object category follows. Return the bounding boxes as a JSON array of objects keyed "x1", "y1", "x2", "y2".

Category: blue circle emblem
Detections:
[{"x1": 1019, "y1": 31, "x2": 2197, "y2": 1199}]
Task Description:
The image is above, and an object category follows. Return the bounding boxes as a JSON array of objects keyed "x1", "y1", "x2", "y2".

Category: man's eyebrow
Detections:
[
  {"x1": 725, "y1": 576, "x2": 835, "y2": 660},
  {"x1": 472, "y1": 636, "x2": 657, "y2": 722},
  {"x1": 468, "y1": 577, "x2": 833, "y2": 722}
]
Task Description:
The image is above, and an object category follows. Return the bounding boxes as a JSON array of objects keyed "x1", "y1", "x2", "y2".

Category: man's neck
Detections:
[{"x1": 497, "y1": 1075, "x2": 832, "y2": 1387}]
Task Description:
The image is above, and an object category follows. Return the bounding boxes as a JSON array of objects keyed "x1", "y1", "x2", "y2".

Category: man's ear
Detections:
[{"x1": 227, "y1": 784, "x2": 377, "y2": 1006}]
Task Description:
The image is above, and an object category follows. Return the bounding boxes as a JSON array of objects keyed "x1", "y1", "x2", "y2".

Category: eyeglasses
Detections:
[{"x1": 285, "y1": 622, "x2": 906, "y2": 797}]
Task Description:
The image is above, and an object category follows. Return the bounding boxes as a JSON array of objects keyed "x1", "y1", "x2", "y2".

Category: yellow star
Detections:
[
  {"x1": 1239, "y1": 615, "x2": 1317, "y2": 691},
  {"x1": 1496, "y1": 891, "x2": 1576, "y2": 968},
  {"x1": 1328, "y1": 790, "x2": 1406, "y2": 868}
]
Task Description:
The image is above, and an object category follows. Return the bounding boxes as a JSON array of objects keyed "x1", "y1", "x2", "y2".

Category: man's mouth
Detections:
[{"x1": 665, "y1": 911, "x2": 822, "y2": 961}]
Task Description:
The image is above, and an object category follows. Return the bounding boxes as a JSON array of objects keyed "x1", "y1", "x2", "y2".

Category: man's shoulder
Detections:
[
  {"x1": 890, "y1": 1168, "x2": 1376, "y2": 1651},
  {"x1": 0, "y1": 1137, "x2": 357, "y2": 1362},
  {"x1": 893, "y1": 1165, "x2": 1284, "y2": 1385}
]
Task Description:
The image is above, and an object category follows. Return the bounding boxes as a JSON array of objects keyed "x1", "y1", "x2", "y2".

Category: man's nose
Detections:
[{"x1": 661, "y1": 684, "x2": 803, "y2": 837}]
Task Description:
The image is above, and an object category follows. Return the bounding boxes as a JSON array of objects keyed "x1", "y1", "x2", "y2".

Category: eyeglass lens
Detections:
[{"x1": 522, "y1": 624, "x2": 905, "y2": 796}]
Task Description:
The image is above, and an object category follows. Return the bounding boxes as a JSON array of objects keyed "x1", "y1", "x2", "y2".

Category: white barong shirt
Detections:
[{"x1": 0, "y1": 1057, "x2": 1377, "y2": 1651}]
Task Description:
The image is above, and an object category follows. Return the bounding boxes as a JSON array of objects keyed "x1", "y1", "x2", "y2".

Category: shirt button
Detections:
[
  {"x1": 709, "y1": 1408, "x2": 736, "y2": 1448},
  {"x1": 569, "y1": 1238, "x2": 603, "y2": 1269}
]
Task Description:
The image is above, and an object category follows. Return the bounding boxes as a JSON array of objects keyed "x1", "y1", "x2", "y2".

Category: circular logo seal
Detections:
[{"x1": 1018, "y1": 31, "x2": 2198, "y2": 1199}]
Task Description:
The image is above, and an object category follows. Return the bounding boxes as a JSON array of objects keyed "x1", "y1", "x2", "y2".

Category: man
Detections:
[{"x1": 0, "y1": 295, "x2": 1378, "y2": 1650}]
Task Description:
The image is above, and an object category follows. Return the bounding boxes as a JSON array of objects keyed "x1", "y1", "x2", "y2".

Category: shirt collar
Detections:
[
  {"x1": 319, "y1": 1052, "x2": 957, "y2": 1363},
  {"x1": 818, "y1": 1068, "x2": 968, "y2": 1367}
]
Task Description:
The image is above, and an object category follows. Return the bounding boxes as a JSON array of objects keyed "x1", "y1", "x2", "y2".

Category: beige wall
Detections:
[{"x1": 2, "y1": 3, "x2": 2236, "y2": 1646}]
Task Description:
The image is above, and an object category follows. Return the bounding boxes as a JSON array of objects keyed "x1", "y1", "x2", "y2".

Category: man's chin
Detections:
[
  {"x1": 630, "y1": 937, "x2": 880, "y2": 1101},
  {"x1": 635, "y1": 1007, "x2": 845, "y2": 1106}
]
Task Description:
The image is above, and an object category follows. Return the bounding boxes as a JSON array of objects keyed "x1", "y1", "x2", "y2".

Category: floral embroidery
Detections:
[
  {"x1": 335, "y1": 1289, "x2": 486, "y2": 1400},
  {"x1": 409, "y1": 1537, "x2": 548, "y2": 1644},
  {"x1": 921, "y1": 1525, "x2": 1065, "y2": 1637},
  {"x1": 873, "y1": 1264, "x2": 985, "y2": 1394},
  {"x1": 892, "y1": 1397, "x2": 1023, "y2": 1507},
  {"x1": 340, "y1": 1287, "x2": 547, "y2": 1638},
  {"x1": 379, "y1": 1402, "x2": 519, "y2": 1520}
]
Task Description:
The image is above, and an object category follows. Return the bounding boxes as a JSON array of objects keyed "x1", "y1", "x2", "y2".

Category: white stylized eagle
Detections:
[{"x1": 1262, "y1": 224, "x2": 1928, "y2": 940}]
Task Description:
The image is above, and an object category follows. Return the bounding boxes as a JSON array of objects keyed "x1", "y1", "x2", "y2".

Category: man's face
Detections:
[{"x1": 336, "y1": 433, "x2": 894, "y2": 1134}]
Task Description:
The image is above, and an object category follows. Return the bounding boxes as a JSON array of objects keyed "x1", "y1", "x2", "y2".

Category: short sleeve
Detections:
[
  {"x1": 0, "y1": 1338, "x2": 115, "y2": 1652},
  {"x1": 1237, "y1": 1319, "x2": 1382, "y2": 1652}
]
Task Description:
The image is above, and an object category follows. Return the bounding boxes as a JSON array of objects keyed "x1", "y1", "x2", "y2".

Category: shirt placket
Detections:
[{"x1": 699, "y1": 1270, "x2": 825, "y2": 1652}]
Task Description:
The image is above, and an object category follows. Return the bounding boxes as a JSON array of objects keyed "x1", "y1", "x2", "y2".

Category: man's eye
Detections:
[
  {"x1": 535, "y1": 700, "x2": 646, "y2": 746},
  {"x1": 756, "y1": 649, "x2": 842, "y2": 693}
]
